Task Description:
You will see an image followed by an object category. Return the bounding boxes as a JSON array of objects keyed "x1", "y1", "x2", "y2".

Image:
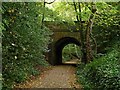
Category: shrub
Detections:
[
  {"x1": 2, "y1": 2, "x2": 52, "y2": 89},
  {"x1": 77, "y1": 41, "x2": 120, "y2": 90}
]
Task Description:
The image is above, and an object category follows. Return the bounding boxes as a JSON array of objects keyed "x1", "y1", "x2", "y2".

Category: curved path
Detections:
[{"x1": 15, "y1": 65, "x2": 82, "y2": 89}]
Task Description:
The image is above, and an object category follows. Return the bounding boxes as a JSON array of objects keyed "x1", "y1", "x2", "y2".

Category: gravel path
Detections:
[{"x1": 15, "y1": 65, "x2": 81, "y2": 89}]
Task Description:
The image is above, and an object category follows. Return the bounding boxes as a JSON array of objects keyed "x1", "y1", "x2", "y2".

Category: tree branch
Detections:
[
  {"x1": 41, "y1": 1, "x2": 46, "y2": 29},
  {"x1": 45, "y1": 0, "x2": 56, "y2": 4},
  {"x1": 73, "y1": 1, "x2": 79, "y2": 22}
]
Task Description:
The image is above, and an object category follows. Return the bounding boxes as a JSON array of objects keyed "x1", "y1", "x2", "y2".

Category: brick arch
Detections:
[
  {"x1": 48, "y1": 37, "x2": 81, "y2": 65},
  {"x1": 55, "y1": 37, "x2": 81, "y2": 65},
  {"x1": 44, "y1": 21, "x2": 82, "y2": 65}
]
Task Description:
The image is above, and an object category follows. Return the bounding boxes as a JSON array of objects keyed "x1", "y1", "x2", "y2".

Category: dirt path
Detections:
[{"x1": 15, "y1": 65, "x2": 81, "y2": 89}]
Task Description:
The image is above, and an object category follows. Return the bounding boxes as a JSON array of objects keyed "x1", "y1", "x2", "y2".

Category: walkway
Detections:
[{"x1": 15, "y1": 64, "x2": 82, "y2": 89}]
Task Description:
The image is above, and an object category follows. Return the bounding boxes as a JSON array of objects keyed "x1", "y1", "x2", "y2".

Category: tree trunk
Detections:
[
  {"x1": 85, "y1": 3, "x2": 97, "y2": 62},
  {"x1": 73, "y1": 2, "x2": 87, "y2": 63}
]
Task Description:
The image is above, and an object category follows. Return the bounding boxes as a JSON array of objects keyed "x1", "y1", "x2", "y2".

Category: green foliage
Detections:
[
  {"x1": 48, "y1": 2, "x2": 92, "y2": 22},
  {"x1": 51, "y1": 2, "x2": 76, "y2": 22},
  {"x1": 76, "y1": 2, "x2": 120, "y2": 90},
  {"x1": 93, "y1": 2, "x2": 120, "y2": 52},
  {"x1": 2, "y1": 2, "x2": 120, "y2": 89},
  {"x1": 62, "y1": 44, "x2": 81, "y2": 62},
  {"x1": 2, "y1": 2, "x2": 52, "y2": 89},
  {"x1": 77, "y1": 41, "x2": 120, "y2": 89}
]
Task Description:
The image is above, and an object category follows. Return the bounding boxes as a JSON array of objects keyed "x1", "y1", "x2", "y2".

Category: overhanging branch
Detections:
[{"x1": 45, "y1": 0, "x2": 56, "y2": 4}]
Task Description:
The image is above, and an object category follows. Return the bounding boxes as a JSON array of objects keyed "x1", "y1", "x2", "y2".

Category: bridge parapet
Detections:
[{"x1": 44, "y1": 21, "x2": 79, "y2": 32}]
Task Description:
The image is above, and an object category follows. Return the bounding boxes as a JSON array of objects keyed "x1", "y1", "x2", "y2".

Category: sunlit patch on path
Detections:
[{"x1": 63, "y1": 59, "x2": 80, "y2": 65}]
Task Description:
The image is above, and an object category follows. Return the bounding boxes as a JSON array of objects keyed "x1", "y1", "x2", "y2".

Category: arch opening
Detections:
[
  {"x1": 55, "y1": 37, "x2": 81, "y2": 65},
  {"x1": 62, "y1": 44, "x2": 81, "y2": 64}
]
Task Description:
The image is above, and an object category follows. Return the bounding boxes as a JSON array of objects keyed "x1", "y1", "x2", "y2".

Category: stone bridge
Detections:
[{"x1": 44, "y1": 21, "x2": 81, "y2": 65}]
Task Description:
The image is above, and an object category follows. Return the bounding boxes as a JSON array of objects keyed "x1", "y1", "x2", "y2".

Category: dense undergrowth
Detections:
[
  {"x1": 77, "y1": 41, "x2": 120, "y2": 89},
  {"x1": 76, "y1": 3, "x2": 120, "y2": 89},
  {"x1": 2, "y1": 3, "x2": 52, "y2": 89}
]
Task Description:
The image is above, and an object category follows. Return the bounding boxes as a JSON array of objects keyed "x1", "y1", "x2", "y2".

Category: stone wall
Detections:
[{"x1": 44, "y1": 21, "x2": 81, "y2": 65}]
